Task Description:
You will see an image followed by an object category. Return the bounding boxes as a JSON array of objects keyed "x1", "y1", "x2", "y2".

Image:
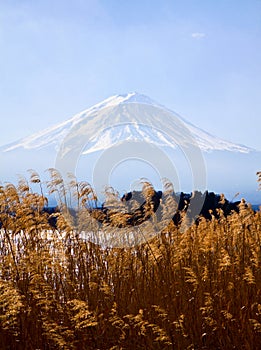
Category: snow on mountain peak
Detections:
[
  {"x1": 1, "y1": 92, "x2": 254, "y2": 154},
  {"x1": 87, "y1": 92, "x2": 160, "y2": 112}
]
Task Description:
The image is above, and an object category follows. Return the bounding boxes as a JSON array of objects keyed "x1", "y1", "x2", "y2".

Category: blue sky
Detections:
[{"x1": 1, "y1": 0, "x2": 261, "y2": 150}]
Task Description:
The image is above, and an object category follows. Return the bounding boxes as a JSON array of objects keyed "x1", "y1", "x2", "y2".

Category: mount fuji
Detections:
[
  {"x1": 1, "y1": 92, "x2": 253, "y2": 154},
  {"x1": 0, "y1": 92, "x2": 260, "y2": 203}
]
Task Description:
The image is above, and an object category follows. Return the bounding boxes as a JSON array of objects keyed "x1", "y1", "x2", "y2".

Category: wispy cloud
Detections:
[{"x1": 191, "y1": 32, "x2": 206, "y2": 39}]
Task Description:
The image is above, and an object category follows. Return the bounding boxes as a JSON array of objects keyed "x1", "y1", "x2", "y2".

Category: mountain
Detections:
[
  {"x1": 1, "y1": 92, "x2": 252, "y2": 154},
  {"x1": 0, "y1": 92, "x2": 260, "y2": 203}
]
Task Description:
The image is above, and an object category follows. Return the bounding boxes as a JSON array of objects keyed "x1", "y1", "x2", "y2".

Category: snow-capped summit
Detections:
[
  {"x1": 1, "y1": 92, "x2": 253, "y2": 154},
  {"x1": 0, "y1": 92, "x2": 259, "y2": 202},
  {"x1": 88, "y1": 92, "x2": 160, "y2": 109}
]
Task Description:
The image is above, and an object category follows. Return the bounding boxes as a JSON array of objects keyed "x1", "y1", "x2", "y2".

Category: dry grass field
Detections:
[{"x1": 0, "y1": 171, "x2": 260, "y2": 349}]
